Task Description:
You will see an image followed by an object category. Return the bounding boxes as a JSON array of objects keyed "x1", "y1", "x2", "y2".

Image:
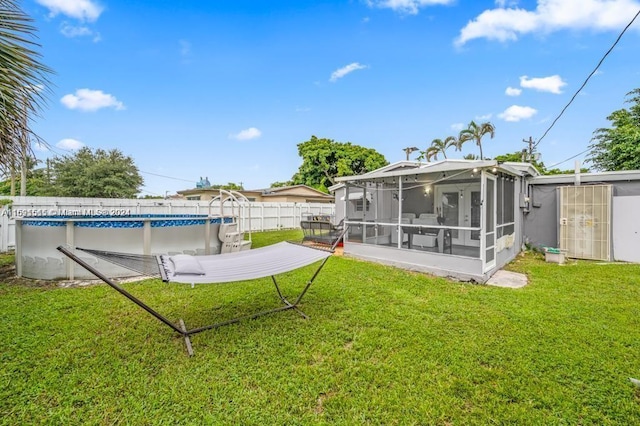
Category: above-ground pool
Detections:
[{"x1": 16, "y1": 214, "x2": 234, "y2": 280}]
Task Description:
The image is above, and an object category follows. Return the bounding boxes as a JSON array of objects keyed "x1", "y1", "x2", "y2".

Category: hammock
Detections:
[{"x1": 57, "y1": 237, "x2": 342, "y2": 356}]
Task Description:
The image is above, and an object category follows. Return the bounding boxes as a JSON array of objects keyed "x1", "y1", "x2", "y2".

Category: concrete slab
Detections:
[{"x1": 486, "y1": 270, "x2": 528, "y2": 288}]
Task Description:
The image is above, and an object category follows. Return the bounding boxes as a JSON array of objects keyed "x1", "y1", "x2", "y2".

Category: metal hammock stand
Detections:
[{"x1": 57, "y1": 232, "x2": 344, "y2": 356}]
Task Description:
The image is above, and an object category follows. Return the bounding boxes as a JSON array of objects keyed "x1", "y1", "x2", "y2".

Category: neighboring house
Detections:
[
  {"x1": 177, "y1": 184, "x2": 334, "y2": 204},
  {"x1": 330, "y1": 159, "x2": 640, "y2": 282}
]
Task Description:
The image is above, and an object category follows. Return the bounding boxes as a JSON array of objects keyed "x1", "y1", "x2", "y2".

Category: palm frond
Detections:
[{"x1": 0, "y1": 0, "x2": 53, "y2": 169}]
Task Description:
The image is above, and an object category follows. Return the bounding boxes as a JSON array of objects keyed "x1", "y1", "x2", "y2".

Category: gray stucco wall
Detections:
[
  {"x1": 524, "y1": 180, "x2": 640, "y2": 249},
  {"x1": 611, "y1": 182, "x2": 640, "y2": 197}
]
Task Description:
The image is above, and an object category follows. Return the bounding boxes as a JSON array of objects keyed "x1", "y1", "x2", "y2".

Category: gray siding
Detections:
[{"x1": 524, "y1": 180, "x2": 640, "y2": 250}]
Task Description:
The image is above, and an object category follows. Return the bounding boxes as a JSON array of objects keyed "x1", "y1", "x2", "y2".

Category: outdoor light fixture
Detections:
[{"x1": 473, "y1": 168, "x2": 478, "y2": 173}]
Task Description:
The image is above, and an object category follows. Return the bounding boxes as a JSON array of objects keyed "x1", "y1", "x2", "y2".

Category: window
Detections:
[
  {"x1": 354, "y1": 199, "x2": 370, "y2": 212},
  {"x1": 186, "y1": 196, "x2": 201, "y2": 200}
]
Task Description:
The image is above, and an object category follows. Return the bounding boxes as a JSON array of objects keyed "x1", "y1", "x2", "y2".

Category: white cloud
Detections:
[
  {"x1": 450, "y1": 122, "x2": 464, "y2": 131},
  {"x1": 498, "y1": 105, "x2": 538, "y2": 122},
  {"x1": 329, "y1": 62, "x2": 368, "y2": 82},
  {"x1": 60, "y1": 89, "x2": 125, "y2": 112},
  {"x1": 520, "y1": 74, "x2": 566, "y2": 94},
  {"x1": 506, "y1": 86, "x2": 522, "y2": 96},
  {"x1": 455, "y1": 0, "x2": 640, "y2": 46},
  {"x1": 366, "y1": 0, "x2": 454, "y2": 15},
  {"x1": 230, "y1": 127, "x2": 262, "y2": 141},
  {"x1": 495, "y1": 0, "x2": 520, "y2": 7},
  {"x1": 57, "y1": 138, "x2": 84, "y2": 151},
  {"x1": 475, "y1": 113, "x2": 493, "y2": 121},
  {"x1": 60, "y1": 23, "x2": 91, "y2": 37},
  {"x1": 60, "y1": 22, "x2": 100, "y2": 41},
  {"x1": 36, "y1": 0, "x2": 103, "y2": 22}
]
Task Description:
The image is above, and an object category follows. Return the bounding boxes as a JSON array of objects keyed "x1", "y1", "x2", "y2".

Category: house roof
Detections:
[
  {"x1": 500, "y1": 162, "x2": 541, "y2": 177},
  {"x1": 178, "y1": 184, "x2": 333, "y2": 200},
  {"x1": 529, "y1": 169, "x2": 640, "y2": 185},
  {"x1": 245, "y1": 184, "x2": 334, "y2": 199},
  {"x1": 333, "y1": 159, "x2": 510, "y2": 183}
]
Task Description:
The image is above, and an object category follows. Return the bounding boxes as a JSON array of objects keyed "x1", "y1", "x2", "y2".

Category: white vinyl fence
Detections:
[{"x1": 0, "y1": 196, "x2": 335, "y2": 253}]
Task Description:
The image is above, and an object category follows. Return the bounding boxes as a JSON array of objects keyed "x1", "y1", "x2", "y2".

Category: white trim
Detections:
[{"x1": 483, "y1": 172, "x2": 497, "y2": 273}]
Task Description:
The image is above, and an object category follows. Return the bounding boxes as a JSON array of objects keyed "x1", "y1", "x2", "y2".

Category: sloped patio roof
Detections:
[{"x1": 334, "y1": 159, "x2": 499, "y2": 183}]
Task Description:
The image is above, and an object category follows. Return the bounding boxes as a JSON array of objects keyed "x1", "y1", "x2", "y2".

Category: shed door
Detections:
[{"x1": 612, "y1": 196, "x2": 640, "y2": 262}]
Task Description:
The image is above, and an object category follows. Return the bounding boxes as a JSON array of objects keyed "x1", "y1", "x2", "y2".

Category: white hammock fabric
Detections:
[
  {"x1": 57, "y1": 237, "x2": 342, "y2": 356},
  {"x1": 161, "y1": 241, "x2": 333, "y2": 284}
]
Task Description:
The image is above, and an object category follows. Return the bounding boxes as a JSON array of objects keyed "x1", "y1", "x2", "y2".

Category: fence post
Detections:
[
  {"x1": 0, "y1": 212, "x2": 7, "y2": 252},
  {"x1": 15, "y1": 220, "x2": 22, "y2": 277},
  {"x1": 66, "y1": 220, "x2": 74, "y2": 280}
]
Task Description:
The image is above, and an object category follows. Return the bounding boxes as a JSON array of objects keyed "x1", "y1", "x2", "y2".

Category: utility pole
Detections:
[{"x1": 522, "y1": 136, "x2": 536, "y2": 162}]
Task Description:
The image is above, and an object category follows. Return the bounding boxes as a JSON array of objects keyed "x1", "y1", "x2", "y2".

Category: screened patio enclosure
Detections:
[{"x1": 333, "y1": 160, "x2": 525, "y2": 282}]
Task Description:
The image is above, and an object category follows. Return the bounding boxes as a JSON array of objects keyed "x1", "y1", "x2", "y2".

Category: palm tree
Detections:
[
  {"x1": 417, "y1": 145, "x2": 440, "y2": 163},
  {"x1": 0, "y1": 1, "x2": 52, "y2": 172},
  {"x1": 459, "y1": 121, "x2": 496, "y2": 160},
  {"x1": 430, "y1": 137, "x2": 459, "y2": 159},
  {"x1": 418, "y1": 137, "x2": 458, "y2": 162}
]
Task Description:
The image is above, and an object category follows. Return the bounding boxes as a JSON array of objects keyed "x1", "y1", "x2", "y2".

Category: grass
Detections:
[{"x1": 1, "y1": 230, "x2": 640, "y2": 424}]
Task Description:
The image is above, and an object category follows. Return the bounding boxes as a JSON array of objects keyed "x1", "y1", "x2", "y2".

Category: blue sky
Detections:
[{"x1": 25, "y1": 0, "x2": 640, "y2": 197}]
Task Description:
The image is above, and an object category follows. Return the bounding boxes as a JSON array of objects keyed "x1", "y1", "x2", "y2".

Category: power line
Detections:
[
  {"x1": 139, "y1": 170, "x2": 194, "y2": 183},
  {"x1": 36, "y1": 144, "x2": 196, "y2": 184},
  {"x1": 546, "y1": 147, "x2": 592, "y2": 169},
  {"x1": 533, "y1": 8, "x2": 640, "y2": 150}
]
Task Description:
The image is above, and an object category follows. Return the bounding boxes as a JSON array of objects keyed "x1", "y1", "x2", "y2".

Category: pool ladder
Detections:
[{"x1": 219, "y1": 223, "x2": 251, "y2": 254}]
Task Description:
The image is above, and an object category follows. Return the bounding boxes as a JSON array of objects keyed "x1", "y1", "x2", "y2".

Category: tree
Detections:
[
  {"x1": 587, "y1": 88, "x2": 640, "y2": 171},
  {"x1": 291, "y1": 136, "x2": 388, "y2": 192},
  {"x1": 459, "y1": 121, "x2": 496, "y2": 160},
  {"x1": 493, "y1": 151, "x2": 589, "y2": 175},
  {"x1": 0, "y1": 1, "x2": 53, "y2": 173},
  {"x1": 494, "y1": 151, "x2": 547, "y2": 172},
  {"x1": 418, "y1": 137, "x2": 458, "y2": 162},
  {"x1": 417, "y1": 145, "x2": 440, "y2": 162},
  {"x1": 47, "y1": 147, "x2": 143, "y2": 198},
  {"x1": 270, "y1": 181, "x2": 291, "y2": 188},
  {"x1": 210, "y1": 182, "x2": 244, "y2": 190},
  {"x1": 0, "y1": 156, "x2": 51, "y2": 195}
]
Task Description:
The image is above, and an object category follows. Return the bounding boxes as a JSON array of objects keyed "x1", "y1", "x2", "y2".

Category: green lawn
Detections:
[{"x1": 1, "y1": 230, "x2": 639, "y2": 424}]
